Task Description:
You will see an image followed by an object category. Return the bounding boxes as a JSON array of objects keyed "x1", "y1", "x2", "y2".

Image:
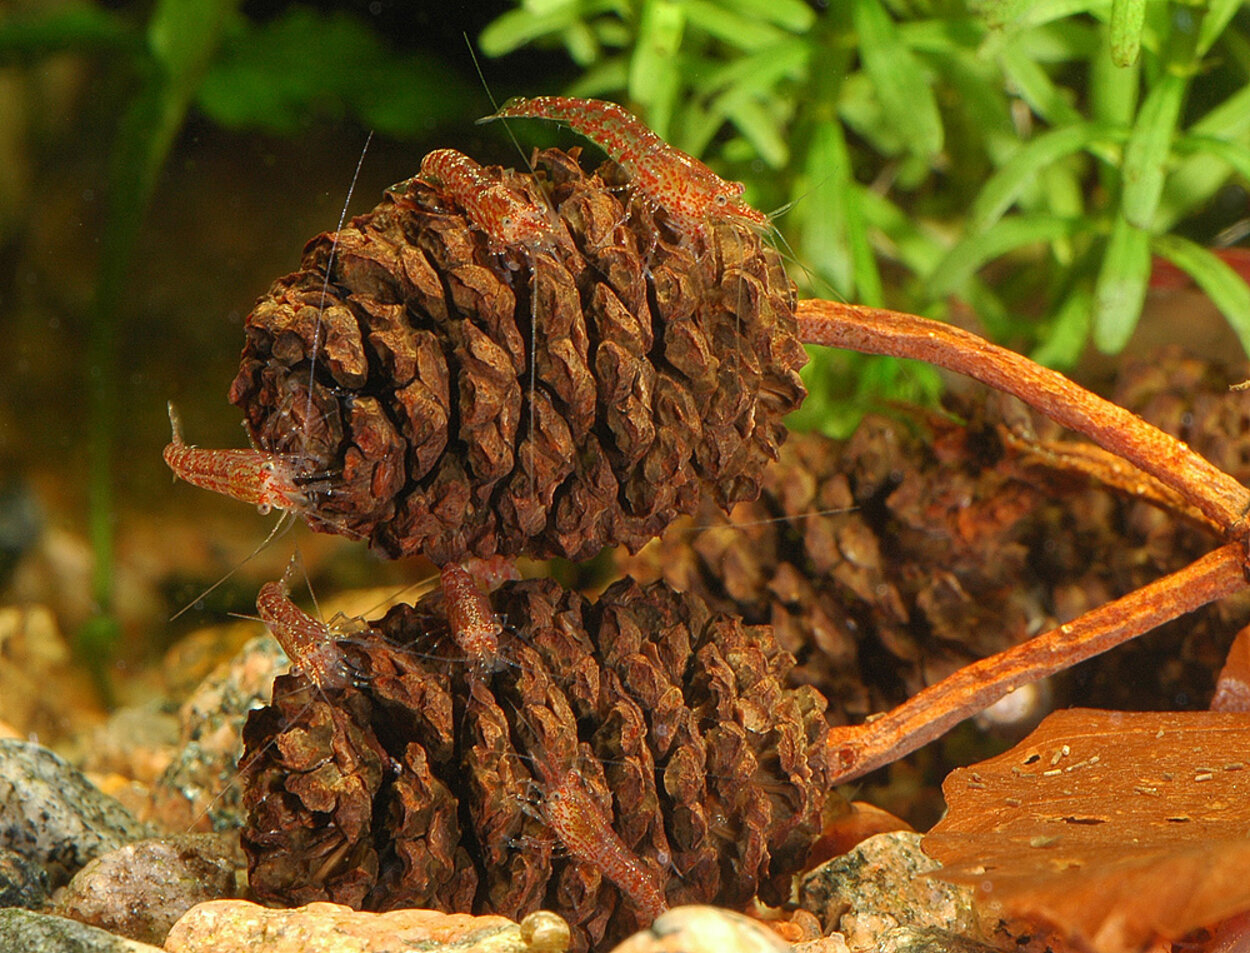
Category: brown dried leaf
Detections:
[{"x1": 923, "y1": 708, "x2": 1250, "y2": 952}]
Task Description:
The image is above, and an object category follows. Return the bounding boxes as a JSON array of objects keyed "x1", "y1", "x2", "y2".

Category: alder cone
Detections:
[
  {"x1": 227, "y1": 148, "x2": 806, "y2": 564},
  {"x1": 624, "y1": 355, "x2": 1250, "y2": 726},
  {"x1": 241, "y1": 577, "x2": 830, "y2": 949}
]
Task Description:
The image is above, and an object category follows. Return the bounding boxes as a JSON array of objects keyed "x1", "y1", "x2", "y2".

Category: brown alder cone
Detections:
[
  {"x1": 621, "y1": 349, "x2": 1250, "y2": 726},
  {"x1": 226, "y1": 148, "x2": 807, "y2": 564},
  {"x1": 241, "y1": 577, "x2": 830, "y2": 949}
]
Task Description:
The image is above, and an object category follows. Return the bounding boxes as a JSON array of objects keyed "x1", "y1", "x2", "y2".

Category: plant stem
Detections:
[
  {"x1": 825, "y1": 542, "x2": 1248, "y2": 783},
  {"x1": 796, "y1": 299, "x2": 1250, "y2": 533}
]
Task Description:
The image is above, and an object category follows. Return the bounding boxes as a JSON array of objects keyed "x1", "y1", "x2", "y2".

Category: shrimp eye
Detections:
[
  {"x1": 261, "y1": 460, "x2": 276, "y2": 473},
  {"x1": 715, "y1": 194, "x2": 728, "y2": 206},
  {"x1": 502, "y1": 215, "x2": 514, "y2": 228},
  {"x1": 256, "y1": 503, "x2": 273, "y2": 516}
]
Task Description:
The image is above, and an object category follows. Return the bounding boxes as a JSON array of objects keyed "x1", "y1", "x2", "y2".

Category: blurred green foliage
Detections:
[
  {"x1": 0, "y1": 0, "x2": 474, "y2": 678},
  {"x1": 6, "y1": 0, "x2": 1250, "y2": 662},
  {"x1": 481, "y1": 0, "x2": 1250, "y2": 435}
]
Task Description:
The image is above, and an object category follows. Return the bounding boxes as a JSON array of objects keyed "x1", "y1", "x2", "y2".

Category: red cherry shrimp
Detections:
[
  {"x1": 480, "y1": 96, "x2": 769, "y2": 243},
  {"x1": 539, "y1": 766, "x2": 670, "y2": 921},
  {"x1": 439, "y1": 560, "x2": 507, "y2": 675},
  {"x1": 418, "y1": 147, "x2": 557, "y2": 254},
  {"x1": 164, "y1": 402, "x2": 311, "y2": 517},
  {"x1": 164, "y1": 134, "x2": 381, "y2": 625},
  {"x1": 490, "y1": 691, "x2": 672, "y2": 923},
  {"x1": 256, "y1": 557, "x2": 369, "y2": 692}
]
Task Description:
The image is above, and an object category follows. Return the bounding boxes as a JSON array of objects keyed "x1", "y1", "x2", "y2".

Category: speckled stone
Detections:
[
  {"x1": 165, "y1": 900, "x2": 571, "y2": 953},
  {"x1": 799, "y1": 832, "x2": 984, "y2": 950},
  {"x1": 150, "y1": 633, "x2": 287, "y2": 833},
  {"x1": 0, "y1": 908, "x2": 165, "y2": 952},
  {"x1": 607, "y1": 907, "x2": 792, "y2": 953},
  {"x1": 0, "y1": 739, "x2": 149, "y2": 887},
  {"x1": 875, "y1": 926, "x2": 1002, "y2": 953},
  {"x1": 792, "y1": 936, "x2": 851, "y2": 953},
  {"x1": 54, "y1": 834, "x2": 243, "y2": 946},
  {"x1": 0, "y1": 844, "x2": 49, "y2": 909}
]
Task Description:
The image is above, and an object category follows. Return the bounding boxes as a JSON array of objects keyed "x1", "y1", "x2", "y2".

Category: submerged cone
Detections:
[
  {"x1": 228, "y1": 148, "x2": 806, "y2": 564},
  {"x1": 241, "y1": 577, "x2": 830, "y2": 949},
  {"x1": 623, "y1": 356, "x2": 1250, "y2": 726}
]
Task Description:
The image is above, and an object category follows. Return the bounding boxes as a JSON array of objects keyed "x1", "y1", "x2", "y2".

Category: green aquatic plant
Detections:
[
  {"x1": 0, "y1": 1, "x2": 474, "y2": 683},
  {"x1": 481, "y1": 0, "x2": 1250, "y2": 432}
]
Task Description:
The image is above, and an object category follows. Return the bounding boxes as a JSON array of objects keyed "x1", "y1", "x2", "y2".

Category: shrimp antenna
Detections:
[
  {"x1": 465, "y1": 34, "x2": 501, "y2": 114},
  {"x1": 168, "y1": 509, "x2": 297, "y2": 622},
  {"x1": 463, "y1": 34, "x2": 561, "y2": 497},
  {"x1": 464, "y1": 34, "x2": 547, "y2": 182},
  {"x1": 683, "y1": 505, "x2": 859, "y2": 535},
  {"x1": 763, "y1": 170, "x2": 852, "y2": 304},
  {"x1": 303, "y1": 129, "x2": 374, "y2": 463}
]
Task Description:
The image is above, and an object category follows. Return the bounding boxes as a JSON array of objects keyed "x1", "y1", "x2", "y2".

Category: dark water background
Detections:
[{"x1": 0, "y1": 0, "x2": 568, "y2": 683}]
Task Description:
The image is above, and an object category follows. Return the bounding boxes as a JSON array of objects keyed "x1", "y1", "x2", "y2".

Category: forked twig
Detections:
[
  {"x1": 795, "y1": 298, "x2": 1250, "y2": 782},
  {"x1": 824, "y1": 543, "x2": 1248, "y2": 783},
  {"x1": 797, "y1": 299, "x2": 1250, "y2": 531}
]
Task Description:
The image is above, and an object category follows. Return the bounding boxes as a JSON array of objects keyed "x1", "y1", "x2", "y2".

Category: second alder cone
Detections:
[{"x1": 228, "y1": 148, "x2": 807, "y2": 564}]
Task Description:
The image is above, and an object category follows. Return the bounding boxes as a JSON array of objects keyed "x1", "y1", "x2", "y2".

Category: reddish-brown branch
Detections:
[
  {"x1": 998, "y1": 429, "x2": 1219, "y2": 534},
  {"x1": 797, "y1": 299, "x2": 1250, "y2": 534},
  {"x1": 825, "y1": 542, "x2": 1249, "y2": 784}
]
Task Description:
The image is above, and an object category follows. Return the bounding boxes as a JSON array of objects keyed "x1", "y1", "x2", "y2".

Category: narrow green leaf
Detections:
[
  {"x1": 479, "y1": 6, "x2": 578, "y2": 56},
  {"x1": 853, "y1": 0, "x2": 944, "y2": 159},
  {"x1": 960, "y1": 277, "x2": 1014, "y2": 340},
  {"x1": 567, "y1": 57, "x2": 629, "y2": 98},
  {"x1": 692, "y1": 38, "x2": 810, "y2": 99},
  {"x1": 848, "y1": 193, "x2": 885, "y2": 308},
  {"x1": 859, "y1": 189, "x2": 947, "y2": 278},
  {"x1": 1174, "y1": 134, "x2": 1250, "y2": 184},
  {"x1": 674, "y1": 100, "x2": 724, "y2": 158},
  {"x1": 1092, "y1": 215, "x2": 1150, "y2": 352},
  {"x1": 1015, "y1": 0, "x2": 1112, "y2": 29},
  {"x1": 1121, "y1": 72, "x2": 1186, "y2": 229},
  {"x1": 1160, "y1": 83, "x2": 1250, "y2": 228},
  {"x1": 970, "y1": 122, "x2": 1122, "y2": 232},
  {"x1": 973, "y1": 0, "x2": 1032, "y2": 31},
  {"x1": 799, "y1": 120, "x2": 854, "y2": 297},
  {"x1": 838, "y1": 72, "x2": 906, "y2": 158},
  {"x1": 1190, "y1": 79, "x2": 1250, "y2": 140},
  {"x1": 1090, "y1": 27, "x2": 1139, "y2": 125},
  {"x1": 996, "y1": 42, "x2": 1082, "y2": 125},
  {"x1": 1108, "y1": 0, "x2": 1145, "y2": 66},
  {"x1": 1152, "y1": 234, "x2": 1250, "y2": 352},
  {"x1": 898, "y1": 17, "x2": 987, "y2": 52},
  {"x1": 929, "y1": 215, "x2": 1082, "y2": 299},
  {"x1": 1030, "y1": 283, "x2": 1092, "y2": 368},
  {"x1": 629, "y1": 0, "x2": 685, "y2": 111},
  {"x1": 716, "y1": 0, "x2": 816, "y2": 33},
  {"x1": 721, "y1": 96, "x2": 788, "y2": 167},
  {"x1": 683, "y1": 0, "x2": 787, "y2": 50},
  {"x1": 1039, "y1": 162, "x2": 1085, "y2": 263},
  {"x1": 562, "y1": 21, "x2": 600, "y2": 67},
  {"x1": 1197, "y1": 0, "x2": 1241, "y2": 57},
  {"x1": 1014, "y1": 18, "x2": 1101, "y2": 62}
]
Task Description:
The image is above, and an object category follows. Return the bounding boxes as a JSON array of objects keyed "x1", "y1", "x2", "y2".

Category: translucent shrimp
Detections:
[
  {"x1": 419, "y1": 148, "x2": 556, "y2": 253},
  {"x1": 439, "y1": 561, "x2": 505, "y2": 675},
  {"x1": 256, "y1": 559, "x2": 360, "y2": 692},
  {"x1": 163, "y1": 402, "x2": 309, "y2": 516},
  {"x1": 540, "y1": 767, "x2": 670, "y2": 922},
  {"x1": 480, "y1": 96, "x2": 769, "y2": 240},
  {"x1": 495, "y1": 687, "x2": 672, "y2": 923}
]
